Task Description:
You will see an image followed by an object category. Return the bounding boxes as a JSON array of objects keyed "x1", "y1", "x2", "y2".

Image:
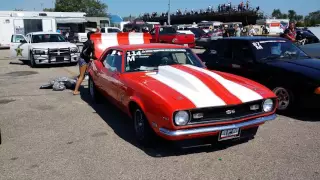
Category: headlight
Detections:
[
  {"x1": 262, "y1": 99, "x2": 273, "y2": 112},
  {"x1": 174, "y1": 111, "x2": 190, "y2": 126},
  {"x1": 71, "y1": 47, "x2": 79, "y2": 53},
  {"x1": 33, "y1": 49, "x2": 47, "y2": 55}
]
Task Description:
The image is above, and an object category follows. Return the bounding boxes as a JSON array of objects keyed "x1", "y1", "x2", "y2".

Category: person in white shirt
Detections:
[{"x1": 249, "y1": 25, "x2": 256, "y2": 36}]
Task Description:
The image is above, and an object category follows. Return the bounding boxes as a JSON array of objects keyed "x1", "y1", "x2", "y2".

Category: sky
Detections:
[{"x1": 0, "y1": 0, "x2": 319, "y2": 17}]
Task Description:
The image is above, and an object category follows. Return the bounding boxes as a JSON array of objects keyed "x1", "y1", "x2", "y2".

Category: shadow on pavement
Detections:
[
  {"x1": 9, "y1": 60, "x2": 77, "y2": 68},
  {"x1": 79, "y1": 86, "x2": 255, "y2": 158},
  {"x1": 280, "y1": 108, "x2": 320, "y2": 122}
]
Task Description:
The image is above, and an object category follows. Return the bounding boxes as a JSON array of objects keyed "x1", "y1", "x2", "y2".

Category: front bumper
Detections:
[
  {"x1": 33, "y1": 53, "x2": 80, "y2": 64},
  {"x1": 159, "y1": 114, "x2": 276, "y2": 138}
]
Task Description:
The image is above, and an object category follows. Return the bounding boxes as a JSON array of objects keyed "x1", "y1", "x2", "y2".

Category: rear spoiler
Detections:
[{"x1": 90, "y1": 32, "x2": 152, "y2": 59}]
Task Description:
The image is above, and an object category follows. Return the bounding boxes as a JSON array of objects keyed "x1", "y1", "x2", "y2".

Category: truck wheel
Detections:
[
  {"x1": 88, "y1": 75, "x2": 101, "y2": 103},
  {"x1": 30, "y1": 53, "x2": 37, "y2": 68},
  {"x1": 133, "y1": 107, "x2": 155, "y2": 146}
]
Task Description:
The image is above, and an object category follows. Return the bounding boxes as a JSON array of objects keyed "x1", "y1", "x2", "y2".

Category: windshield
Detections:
[
  {"x1": 32, "y1": 34, "x2": 66, "y2": 43},
  {"x1": 125, "y1": 48, "x2": 204, "y2": 72},
  {"x1": 252, "y1": 40, "x2": 309, "y2": 61}
]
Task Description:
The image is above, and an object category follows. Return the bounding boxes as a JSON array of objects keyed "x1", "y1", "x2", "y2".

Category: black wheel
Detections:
[
  {"x1": 30, "y1": 53, "x2": 37, "y2": 68},
  {"x1": 133, "y1": 107, "x2": 155, "y2": 146},
  {"x1": 273, "y1": 87, "x2": 294, "y2": 111},
  {"x1": 88, "y1": 76, "x2": 101, "y2": 103}
]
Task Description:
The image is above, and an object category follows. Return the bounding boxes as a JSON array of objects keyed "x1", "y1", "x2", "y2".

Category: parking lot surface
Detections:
[{"x1": 0, "y1": 49, "x2": 319, "y2": 180}]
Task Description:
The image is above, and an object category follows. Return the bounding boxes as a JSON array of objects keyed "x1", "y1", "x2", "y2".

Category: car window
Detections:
[
  {"x1": 107, "y1": 28, "x2": 121, "y2": 33},
  {"x1": 125, "y1": 48, "x2": 204, "y2": 72},
  {"x1": 103, "y1": 49, "x2": 123, "y2": 72},
  {"x1": 150, "y1": 28, "x2": 156, "y2": 35},
  {"x1": 32, "y1": 34, "x2": 66, "y2": 43},
  {"x1": 101, "y1": 28, "x2": 105, "y2": 33},
  {"x1": 232, "y1": 40, "x2": 255, "y2": 63},
  {"x1": 11, "y1": 35, "x2": 26, "y2": 43},
  {"x1": 221, "y1": 40, "x2": 232, "y2": 59}
]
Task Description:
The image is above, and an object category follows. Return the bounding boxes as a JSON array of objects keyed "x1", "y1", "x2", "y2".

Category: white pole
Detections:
[{"x1": 168, "y1": 0, "x2": 171, "y2": 25}]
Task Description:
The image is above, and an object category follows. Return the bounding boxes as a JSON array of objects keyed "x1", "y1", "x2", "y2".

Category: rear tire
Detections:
[
  {"x1": 88, "y1": 75, "x2": 101, "y2": 103},
  {"x1": 133, "y1": 107, "x2": 155, "y2": 146}
]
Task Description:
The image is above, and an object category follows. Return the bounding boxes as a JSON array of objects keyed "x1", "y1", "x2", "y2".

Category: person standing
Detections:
[
  {"x1": 283, "y1": 22, "x2": 296, "y2": 42},
  {"x1": 235, "y1": 25, "x2": 241, "y2": 37},
  {"x1": 222, "y1": 25, "x2": 229, "y2": 37},
  {"x1": 73, "y1": 32, "x2": 96, "y2": 95}
]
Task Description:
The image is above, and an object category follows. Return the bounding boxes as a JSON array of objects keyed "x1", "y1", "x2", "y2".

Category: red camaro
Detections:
[{"x1": 87, "y1": 33, "x2": 277, "y2": 146}]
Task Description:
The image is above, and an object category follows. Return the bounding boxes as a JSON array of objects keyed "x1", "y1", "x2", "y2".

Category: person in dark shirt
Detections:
[
  {"x1": 222, "y1": 26, "x2": 229, "y2": 37},
  {"x1": 73, "y1": 31, "x2": 96, "y2": 95},
  {"x1": 283, "y1": 22, "x2": 296, "y2": 42}
]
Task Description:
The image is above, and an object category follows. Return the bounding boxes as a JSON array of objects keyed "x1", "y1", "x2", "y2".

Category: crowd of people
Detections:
[{"x1": 141, "y1": 1, "x2": 259, "y2": 19}]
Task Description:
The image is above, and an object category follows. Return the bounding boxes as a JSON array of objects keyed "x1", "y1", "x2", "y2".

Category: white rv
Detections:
[{"x1": 0, "y1": 15, "x2": 56, "y2": 48}]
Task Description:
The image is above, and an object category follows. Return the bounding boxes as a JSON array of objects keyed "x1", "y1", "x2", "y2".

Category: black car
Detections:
[{"x1": 197, "y1": 37, "x2": 320, "y2": 111}]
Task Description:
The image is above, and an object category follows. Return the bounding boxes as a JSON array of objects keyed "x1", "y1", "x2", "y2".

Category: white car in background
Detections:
[
  {"x1": 100, "y1": 27, "x2": 121, "y2": 33},
  {"x1": 10, "y1": 32, "x2": 80, "y2": 68}
]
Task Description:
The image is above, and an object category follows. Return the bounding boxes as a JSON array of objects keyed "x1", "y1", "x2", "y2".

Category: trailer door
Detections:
[
  {"x1": 13, "y1": 19, "x2": 25, "y2": 34},
  {"x1": 42, "y1": 19, "x2": 53, "y2": 32}
]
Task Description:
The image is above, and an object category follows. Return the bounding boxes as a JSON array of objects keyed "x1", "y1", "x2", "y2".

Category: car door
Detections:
[
  {"x1": 10, "y1": 34, "x2": 30, "y2": 60},
  {"x1": 100, "y1": 49, "x2": 124, "y2": 104},
  {"x1": 231, "y1": 40, "x2": 260, "y2": 81}
]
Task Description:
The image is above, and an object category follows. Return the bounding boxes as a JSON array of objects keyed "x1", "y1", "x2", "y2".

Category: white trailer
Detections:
[{"x1": 0, "y1": 16, "x2": 56, "y2": 48}]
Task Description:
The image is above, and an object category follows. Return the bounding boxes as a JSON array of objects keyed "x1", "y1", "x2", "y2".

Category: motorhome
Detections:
[
  {"x1": 256, "y1": 19, "x2": 289, "y2": 35},
  {"x1": 0, "y1": 13, "x2": 56, "y2": 48}
]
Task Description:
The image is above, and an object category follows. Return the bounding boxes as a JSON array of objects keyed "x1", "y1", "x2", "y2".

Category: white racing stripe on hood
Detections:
[
  {"x1": 147, "y1": 66, "x2": 226, "y2": 108},
  {"x1": 184, "y1": 65, "x2": 263, "y2": 102}
]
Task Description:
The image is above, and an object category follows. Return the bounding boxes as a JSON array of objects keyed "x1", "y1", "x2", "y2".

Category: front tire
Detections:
[
  {"x1": 88, "y1": 76, "x2": 101, "y2": 103},
  {"x1": 133, "y1": 107, "x2": 155, "y2": 146},
  {"x1": 30, "y1": 53, "x2": 37, "y2": 68},
  {"x1": 273, "y1": 86, "x2": 294, "y2": 111}
]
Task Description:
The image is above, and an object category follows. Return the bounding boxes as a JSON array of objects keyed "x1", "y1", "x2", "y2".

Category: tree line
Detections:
[
  {"x1": 43, "y1": 0, "x2": 108, "y2": 17},
  {"x1": 271, "y1": 9, "x2": 320, "y2": 27}
]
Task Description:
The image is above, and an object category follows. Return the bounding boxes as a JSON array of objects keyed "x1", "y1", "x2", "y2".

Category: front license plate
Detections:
[
  {"x1": 183, "y1": 44, "x2": 188, "y2": 47},
  {"x1": 218, "y1": 128, "x2": 241, "y2": 141},
  {"x1": 56, "y1": 57, "x2": 64, "y2": 62}
]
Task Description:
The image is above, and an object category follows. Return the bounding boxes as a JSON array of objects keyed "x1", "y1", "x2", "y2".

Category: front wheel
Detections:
[
  {"x1": 133, "y1": 108, "x2": 155, "y2": 146},
  {"x1": 30, "y1": 54, "x2": 37, "y2": 68},
  {"x1": 273, "y1": 87, "x2": 294, "y2": 111}
]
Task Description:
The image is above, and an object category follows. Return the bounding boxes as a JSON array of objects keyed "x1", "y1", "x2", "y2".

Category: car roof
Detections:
[
  {"x1": 29, "y1": 31, "x2": 60, "y2": 35},
  {"x1": 223, "y1": 36, "x2": 287, "y2": 41},
  {"x1": 109, "y1": 43, "x2": 188, "y2": 51}
]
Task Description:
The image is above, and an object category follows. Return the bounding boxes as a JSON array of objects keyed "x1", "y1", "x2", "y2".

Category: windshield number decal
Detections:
[
  {"x1": 127, "y1": 50, "x2": 142, "y2": 62},
  {"x1": 252, "y1": 42, "x2": 263, "y2": 50}
]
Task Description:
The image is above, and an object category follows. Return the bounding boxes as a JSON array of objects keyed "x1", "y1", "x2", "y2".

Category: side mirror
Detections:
[{"x1": 20, "y1": 40, "x2": 27, "y2": 43}]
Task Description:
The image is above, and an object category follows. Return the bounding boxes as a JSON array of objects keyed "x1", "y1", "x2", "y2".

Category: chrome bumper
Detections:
[{"x1": 159, "y1": 114, "x2": 277, "y2": 137}]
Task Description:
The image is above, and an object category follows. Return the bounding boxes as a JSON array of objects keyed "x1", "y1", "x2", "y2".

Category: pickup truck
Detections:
[{"x1": 149, "y1": 26, "x2": 195, "y2": 48}]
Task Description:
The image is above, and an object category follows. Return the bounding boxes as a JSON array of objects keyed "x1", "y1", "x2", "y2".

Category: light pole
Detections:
[{"x1": 167, "y1": 0, "x2": 171, "y2": 25}]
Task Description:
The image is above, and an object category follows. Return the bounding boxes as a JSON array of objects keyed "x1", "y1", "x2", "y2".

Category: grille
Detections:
[
  {"x1": 48, "y1": 48, "x2": 70, "y2": 56},
  {"x1": 188, "y1": 99, "x2": 271, "y2": 125}
]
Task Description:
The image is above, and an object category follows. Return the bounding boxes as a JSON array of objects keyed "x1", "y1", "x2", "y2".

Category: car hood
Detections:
[
  {"x1": 266, "y1": 58, "x2": 320, "y2": 81},
  {"x1": 31, "y1": 42, "x2": 77, "y2": 49},
  {"x1": 125, "y1": 65, "x2": 275, "y2": 110}
]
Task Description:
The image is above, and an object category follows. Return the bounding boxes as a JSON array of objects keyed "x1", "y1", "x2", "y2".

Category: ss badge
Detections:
[{"x1": 226, "y1": 109, "x2": 236, "y2": 115}]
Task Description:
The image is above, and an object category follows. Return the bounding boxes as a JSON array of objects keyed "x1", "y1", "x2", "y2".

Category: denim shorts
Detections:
[{"x1": 78, "y1": 57, "x2": 88, "y2": 67}]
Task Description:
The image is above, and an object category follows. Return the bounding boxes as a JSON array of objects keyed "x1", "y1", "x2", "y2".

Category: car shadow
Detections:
[
  {"x1": 279, "y1": 108, "x2": 320, "y2": 122},
  {"x1": 79, "y1": 86, "x2": 255, "y2": 158}
]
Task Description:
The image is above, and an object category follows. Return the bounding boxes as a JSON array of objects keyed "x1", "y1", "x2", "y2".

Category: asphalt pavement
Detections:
[{"x1": 0, "y1": 48, "x2": 319, "y2": 180}]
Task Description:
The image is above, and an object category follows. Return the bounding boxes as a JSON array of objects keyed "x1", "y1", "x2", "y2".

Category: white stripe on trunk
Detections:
[
  {"x1": 147, "y1": 66, "x2": 226, "y2": 108},
  {"x1": 128, "y1": 33, "x2": 145, "y2": 44},
  {"x1": 184, "y1": 65, "x2": 263, "y2": 102},
  {"x1": 99, "y1": 34, "x2": 119, "y2": 50}
]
